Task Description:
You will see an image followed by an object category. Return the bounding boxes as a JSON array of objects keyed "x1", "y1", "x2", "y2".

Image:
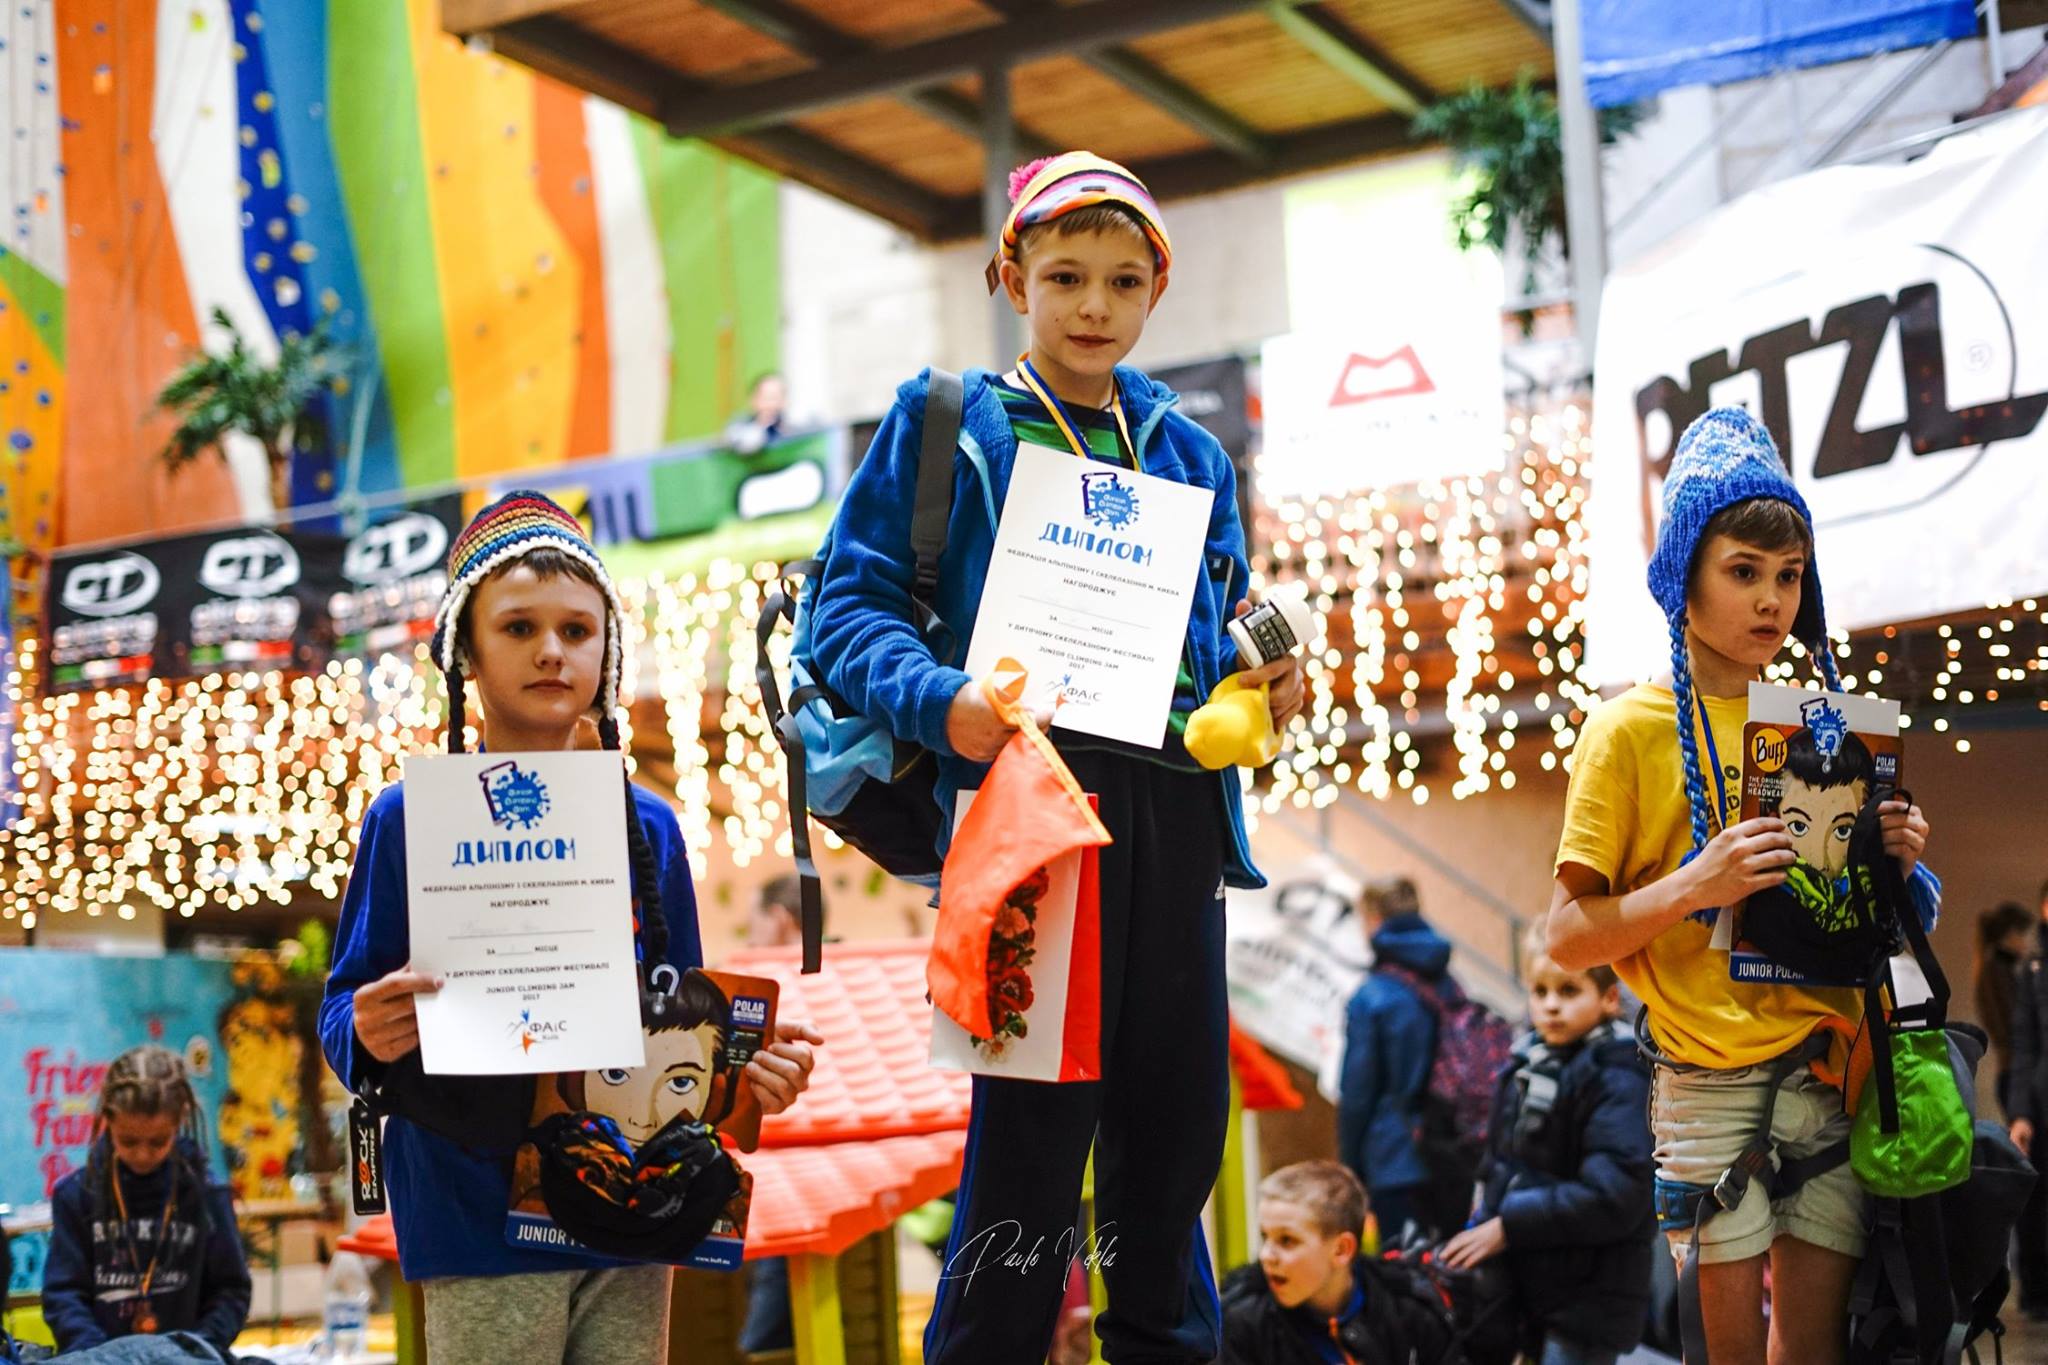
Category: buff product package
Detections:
[
  {"x1": 1717, "y1": 683, "x2": 1902, "y2": 986},
  {"x1": 505, "y1": 968, "x2": 777, "y2": 1270}
]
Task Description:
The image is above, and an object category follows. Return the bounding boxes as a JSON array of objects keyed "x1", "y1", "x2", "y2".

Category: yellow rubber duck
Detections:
[{"x1": 1183, "y1": 671, "x2": 1282, "y2": 770}]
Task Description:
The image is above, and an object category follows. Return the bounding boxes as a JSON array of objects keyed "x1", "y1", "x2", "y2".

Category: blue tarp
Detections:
[{"x1": 1583, "y1": 0, "x2": 1978, "y2": 107}]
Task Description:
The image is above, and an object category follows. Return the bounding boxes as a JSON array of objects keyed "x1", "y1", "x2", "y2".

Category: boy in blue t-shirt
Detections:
[{"x1": 808, "y1": 151, "x2": 1303, "y2": 1363}]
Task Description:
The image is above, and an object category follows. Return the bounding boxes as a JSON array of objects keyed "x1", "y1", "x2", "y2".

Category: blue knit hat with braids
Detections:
[{"x1": 1651, "y1": 407, "x2": 1843, "y2": 867}]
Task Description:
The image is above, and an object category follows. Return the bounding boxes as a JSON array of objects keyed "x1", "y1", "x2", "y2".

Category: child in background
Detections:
[
  {"x1": 320, "y1": 492, "x2": 819, "y2": 1365},
  {"x1": 41, "y1": 1045, "x2": 252, "y2": 1357},
  {"x1": 1440, "y1": 925, "x2": 1654, "y2": 1365},
  {"x1": 1219, "y1": 1161, "x2": 1453, "y2": 1365}
]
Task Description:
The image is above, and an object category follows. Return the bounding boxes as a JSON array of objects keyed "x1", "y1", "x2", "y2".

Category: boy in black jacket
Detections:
[
  {"x1": 1440, "y1": 927, "x2": 1654, "y2": 1365},
  {"x1": 1221, "y1": 1161, "x2": 1454, "y2": 1365}
]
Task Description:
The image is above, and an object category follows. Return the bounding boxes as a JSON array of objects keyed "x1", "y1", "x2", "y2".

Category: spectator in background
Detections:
[
  {"x1": 725, "y1": 372, "x2": 789, "y2": 454},
  {"x1": 2005, "y1": 880, "x2": 2048, "y2": 1320},
  {"x1": 1978, "y1": 901, "x2": 2035, "y2": 1112},
  {"x1": 1337, "y1": 876, "x2": 1452, "y2": 1241},
  {"x1": 749, "y1": 873, "x2": 803, "y2": 949}
]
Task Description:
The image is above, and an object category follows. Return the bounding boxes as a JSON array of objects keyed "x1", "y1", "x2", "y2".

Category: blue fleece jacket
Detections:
[
  {"x1": 1337, "y1": 915, "x2": 1456, "y2": 1192},
  {"x1": 41, "y1": 1139, "x2": 251, "y2": 1353},
  {"x1": 319, "y1": 780, "x2": 703, "y2": 1282},
  {"x1": 805, "y1": 365, "x2": 1264, "y2": 889}
]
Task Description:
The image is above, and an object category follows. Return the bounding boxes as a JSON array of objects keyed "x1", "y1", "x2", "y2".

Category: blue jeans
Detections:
[
  {"x1": 23, "y1": 1334, "x2": 255, "y2": 1364},
  {"x1": 738, "y1": 1255, "x2": 793, "y2": 1352},
  {"x1": 1539, "y1": 1333, "x2": 1616, "y2": 1365}
]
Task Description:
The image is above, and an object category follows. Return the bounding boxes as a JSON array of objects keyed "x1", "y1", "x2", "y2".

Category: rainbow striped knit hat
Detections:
[
  {"x1": 430, "y1": 490, "x2": 627, "y2": 734},
  {"x1": 986, "y1": 151, "x2": 1172, "y2": 294}
]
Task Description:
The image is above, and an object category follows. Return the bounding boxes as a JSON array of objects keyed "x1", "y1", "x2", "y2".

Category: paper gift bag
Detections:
[
  {"x1": 928, "y1": 661, "x2": 1112, "y2": 1083},
  {"x1": 930, "y1": 800, "x2": 1103, "y2": 1082}
]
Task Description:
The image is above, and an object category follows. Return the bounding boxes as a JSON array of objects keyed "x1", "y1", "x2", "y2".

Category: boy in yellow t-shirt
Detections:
[{"x1": 1547, "y1": 408, "x2": 1931, "y2": 1365}]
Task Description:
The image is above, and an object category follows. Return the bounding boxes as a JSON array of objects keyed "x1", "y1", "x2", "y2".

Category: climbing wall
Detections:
[{"x1": 0, "y1": 0, "x2": 781, "y2": 560}]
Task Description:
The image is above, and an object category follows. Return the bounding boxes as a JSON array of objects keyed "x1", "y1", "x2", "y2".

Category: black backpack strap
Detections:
[
  {"x1": 773, "y1": 706, "x2": 825, "y2": 976},
  {"x1": 910, "y1": 369, "x2": 963, "y2": 615},
  {"x1": 757, "y1": 561, "x2": 827, "y2": 973},
  {"x1": 1854, "y1": 784, "x2": 1941, "y2": 1136}
]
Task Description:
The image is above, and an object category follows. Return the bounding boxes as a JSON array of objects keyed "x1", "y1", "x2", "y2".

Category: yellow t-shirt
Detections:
[{"x1": 1554, "y1": 683, "x2": 1861, "y2": 1071}]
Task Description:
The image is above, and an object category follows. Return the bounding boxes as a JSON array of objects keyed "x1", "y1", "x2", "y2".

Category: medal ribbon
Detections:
[{"x1": 1014, "y1": 353, "x2": 1140, "y2": 472}]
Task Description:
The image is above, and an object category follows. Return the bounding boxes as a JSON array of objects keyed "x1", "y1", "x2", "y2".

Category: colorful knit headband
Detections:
[
  {"x1": 430, "y1": 489, "x2": 627, "y2": 725},
  {"x1": 986, "y1": 151, "x2": 1172, "y2": 294}
]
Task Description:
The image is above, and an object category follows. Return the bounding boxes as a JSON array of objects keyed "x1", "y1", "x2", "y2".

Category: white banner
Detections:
[
  {"x1": 1223, "y1": 861, "x2": 1371, "y2": 1088},
  {"x1": 1260, "y1": 319, "x2": 1507, "y2": 498},
  {"x1": 1583, "y1": 107, "x2": 2048, "y2": 686}
]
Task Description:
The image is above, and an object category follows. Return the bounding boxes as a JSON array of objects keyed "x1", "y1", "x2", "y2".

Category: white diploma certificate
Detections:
[
  {"x1": 403, "y1": 750, "x2": 647, "y2": 1075},
  {"x1": 964, "y1": 442, "x2": 1211, "y2": 748}
]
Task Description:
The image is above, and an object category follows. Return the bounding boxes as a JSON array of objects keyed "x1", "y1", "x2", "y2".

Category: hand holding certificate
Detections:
[{"x1": 403, "y1": 750, "x2": 647, "y2": 1075}]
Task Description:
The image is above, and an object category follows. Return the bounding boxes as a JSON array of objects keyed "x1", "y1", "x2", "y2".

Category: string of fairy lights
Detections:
[{"x1": 3, "y1": 396, "x2": 2045, "y2": 924}]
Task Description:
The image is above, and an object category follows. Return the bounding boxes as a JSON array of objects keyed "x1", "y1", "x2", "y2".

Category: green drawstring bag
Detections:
[{"x1": 1850, "y1": 1026, "x2": 1971, "y2": 1198}]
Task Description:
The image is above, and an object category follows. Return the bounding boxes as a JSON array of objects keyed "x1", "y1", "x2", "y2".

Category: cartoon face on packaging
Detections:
[{"x1": 581, "y1": 1018, "x2": 724, "y2": 1144}]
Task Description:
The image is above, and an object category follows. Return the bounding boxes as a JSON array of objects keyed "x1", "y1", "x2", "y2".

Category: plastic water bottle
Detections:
[{"x1": 321, "y1": 1251, "x2": 372, "y2": 1360}]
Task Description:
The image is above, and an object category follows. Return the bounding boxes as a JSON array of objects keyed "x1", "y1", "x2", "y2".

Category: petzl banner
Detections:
[{"x1": 1583, "y1": 108, "x2": 2048, "y2": 686}]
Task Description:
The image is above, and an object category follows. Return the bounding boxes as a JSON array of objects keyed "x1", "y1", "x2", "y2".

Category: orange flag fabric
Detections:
[{"x1": 929, "y1": 661, "x2": 1113, "y2": 1038}]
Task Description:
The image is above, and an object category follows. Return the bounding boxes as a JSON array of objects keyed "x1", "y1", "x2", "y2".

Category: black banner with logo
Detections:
[
  {"x1": 45, "y1": 496, "x2": 463, "y2": 692},
  {"x1": 1154, "y1": 355, "x2": 1254, "y2": 535}
]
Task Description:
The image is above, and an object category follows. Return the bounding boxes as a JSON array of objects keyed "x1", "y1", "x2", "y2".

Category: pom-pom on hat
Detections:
[
  {"x1": 1651, "y1": 407, "x2": 1842, "y2": 873},
  {"x1": 429, "y1": 490, "x2": 628, "y2": 738},
  {"x1": 985, "y1": 150, "x2": 1171, "y2": 295}
]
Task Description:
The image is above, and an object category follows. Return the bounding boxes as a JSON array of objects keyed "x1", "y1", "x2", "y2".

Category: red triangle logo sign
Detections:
[{"x1": 1328, "y1": 345, "x2": 1435, "y2": 407}]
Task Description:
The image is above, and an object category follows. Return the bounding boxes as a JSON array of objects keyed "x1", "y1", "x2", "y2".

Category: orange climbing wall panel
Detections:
[{"x1": 54, "y1": 0, "x2": 237, "y2": 544}]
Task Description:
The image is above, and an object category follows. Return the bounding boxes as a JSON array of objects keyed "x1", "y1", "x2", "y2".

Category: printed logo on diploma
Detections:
[
  {"x1": 966, "y1": 444, "x2": 1211, "y2": 749},
  {"x1": 404, "y1": 750, "x2": 646, "y2": 1076}
]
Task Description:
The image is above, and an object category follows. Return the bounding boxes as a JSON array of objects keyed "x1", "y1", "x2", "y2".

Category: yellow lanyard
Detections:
[{"x1": 1014, "y1": 353, "x2": 1141, "y2": 471}]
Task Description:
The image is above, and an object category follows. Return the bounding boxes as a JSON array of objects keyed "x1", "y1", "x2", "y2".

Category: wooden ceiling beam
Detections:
[
  {"x1": 486, "y1": 16, "x2": 953, "y2": 236},
  {"x1": 930, "y1": 109, "x2": 1420, "y2": 238},
  {"x1": 662, "y1": 0, "x2": 1313, "y2": 140},
  {"x1": 1266, "y1": 3, "x2": 1435, "y2": 115},
  {"x1": 978, "y1": 0, "x2": 1272, "y2": 162},
  {"x1": 697, "y1": 0, "x2": 1055, "y2": 157},
  {"x1": 441, "y1": 0, "x2": 580, "y2": 36}
]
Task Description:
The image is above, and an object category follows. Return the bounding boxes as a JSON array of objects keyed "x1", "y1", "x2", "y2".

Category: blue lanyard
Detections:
[{"x1": 1695, "y1": 693, "x2": 1731, "y2": 835}]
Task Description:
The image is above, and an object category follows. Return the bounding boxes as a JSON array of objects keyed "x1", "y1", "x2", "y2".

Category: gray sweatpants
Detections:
[{"x1": 421, "y1": 1264, "x2": 673, "y2": 1364}]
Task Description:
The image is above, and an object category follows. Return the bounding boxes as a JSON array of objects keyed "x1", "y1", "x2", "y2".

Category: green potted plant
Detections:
[
  {"x1": 1413, "y1": 73, "x2": 1640, "y2": 299},
  {"x1": 156, "y1": 308, "x2": 343, "y2": 521}
]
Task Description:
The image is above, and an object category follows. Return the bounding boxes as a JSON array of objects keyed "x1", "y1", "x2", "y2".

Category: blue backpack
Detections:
[{"x1": 757, "y1": 371, "x2": 965, "y2": 974}]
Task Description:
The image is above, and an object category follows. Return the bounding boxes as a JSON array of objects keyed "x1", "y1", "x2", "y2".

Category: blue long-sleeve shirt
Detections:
[
  {"x1": 320, "y1": 780, "x2": 702, "y2": 1281},
  {"x1": 41, "y1": 1140, "x2": 251, "y2": 1353}
]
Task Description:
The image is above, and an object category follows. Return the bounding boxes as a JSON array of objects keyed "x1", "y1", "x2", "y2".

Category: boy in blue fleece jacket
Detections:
[{"x1": 807, "y1": 151, "x2": 1303, "y2": 1365}]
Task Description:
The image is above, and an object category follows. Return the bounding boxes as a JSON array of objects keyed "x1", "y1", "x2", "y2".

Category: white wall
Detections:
[
  {"x1": 1604, "y1": 26, "x2": 2047, "y2": 271},
  {"x1": 780, "y1": 172, "x2": 1298, "y2": 424}
]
